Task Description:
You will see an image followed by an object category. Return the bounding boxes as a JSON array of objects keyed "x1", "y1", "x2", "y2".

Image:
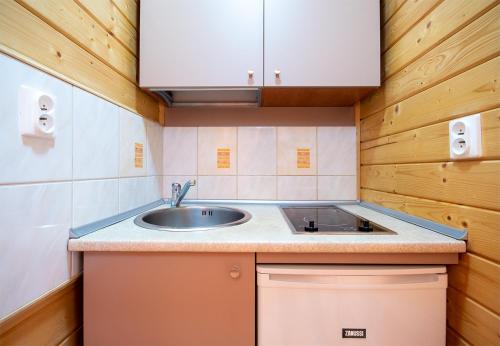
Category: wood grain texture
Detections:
[
  {"x1": 364, "y1": 5, "x2": 500, "y2": 118},
  {"x1": 111, "y1": 0, "x2": 137, "y2": 29},
  {"x1": 446, "y1": 327, "x2": 471, "y2": 346},
  {"x1": 383, "y1": 0, "x2": 443, "y2": 52},
  {"x1": 361, "y1": 161, "x2": 500, "y2": 211},
  {"x1": 446, "y1": 287, "x2": 500, "y2": 346},
  {"x1": 0, "y1": 1, "x2": 158, "y2": 121},
  {"x1": 382, "y1": 0, "x2": 497, "y2": 81},
  {"x1": 76, "y1": 0, "x2": 137, "y2": 56},
  {"x1": 0, "y1": 276, "x2": 82, "y2": 346},
  {"x1": 360, "y1": 56, "x2": 500, "y2": 136},
  {"x1": 449, "y1": 253, "x2": 500, "y2": 315},
  {"x1": 360, "y1": 189, "x2": 500, "y2": 263},
  {"x1": 360, "y1": 108, "x2": 500, "y2": 164},
  {"x1": 58, "y1": 326, "x2": 82, "y2": 346},
  {"x1": 363, "y1": 2, "x2": 500, "y2": 344},
  {"x1": 260, "y1": 87, "x2": 376, "y2": 107},
  {"x1": 18, "y1": 0, "x2": 137, "y2": 83},
  {"x1": 382, "y1": 0, "x2": 407, "y2": 24}
]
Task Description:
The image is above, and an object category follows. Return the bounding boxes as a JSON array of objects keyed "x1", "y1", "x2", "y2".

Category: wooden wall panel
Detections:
[
  {"x1": 446, "y1": 287, "x2": 499, "y2": 346},
  {"x1": 0, "y1": 276, "x2": 83, "y2": 346},
  {"x1": 111, "y1": 0, "x2": 138, "y2": 29},
  {"x1": 361, "y1": 2, "x2": 500, "y2": 344},
  {"x1": 380, "y1": 0, "x2": 497, "y2": 83},
  {"x1": 365, "y1": 6, "x2": 500, "y2": 118},
  {"x1": 383, "y1": 0, "x2": 442, "y2": 52},
  {"x1": 381, "y1": 0, "x2": 407, "y2": 25},
  {"x1": 360, "y1": 56, "x2": 500, "y2": 140},
  {"x1": 0, "y1": 0, "x2": 159, "y2": 122},
  {"x1": 361, "y1": 108, "x2": 500, "y2": 164},
  {"x1": 361, "y1": 161, "x2": 500, "y2": 211},
  {"x1": 76, "y1": 0, "x2": 137, "y2": 56},
  {"x1": 448, "y1": 254, "x2": 500, "y2": 315},
  {"x1": 360, "y1": 189, "x2": 500, "y2": 263},
  {"x1": 19, "y1": 0, "x2": 137, "y2": 83}
]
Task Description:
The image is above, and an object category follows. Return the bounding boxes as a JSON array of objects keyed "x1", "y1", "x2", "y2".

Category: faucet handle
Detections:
[
  {"x1": 172, "y1": 182, "x2": 181, "y2": 191},
  {"x1": 188, "y1": 179, "x2": 196, "y2": 186}
]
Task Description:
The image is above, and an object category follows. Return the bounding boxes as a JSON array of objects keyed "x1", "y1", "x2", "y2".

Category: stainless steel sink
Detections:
[{"x1": 134, "y1": 206, "x2": 252, "y2": 232}]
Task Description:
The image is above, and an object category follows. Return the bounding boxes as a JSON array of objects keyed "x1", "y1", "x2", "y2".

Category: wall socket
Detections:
[
  {"x1": 449, "y1": 114, "x2": 482, "y2": 160},
  {"x1": 18, "y1": 85, "x2": 56, "y2": 139}
]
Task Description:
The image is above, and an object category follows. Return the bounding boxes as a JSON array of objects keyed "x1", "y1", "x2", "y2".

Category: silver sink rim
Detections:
[{"x1": 133, "y1": 205, "x2": 252, "y2": 232}]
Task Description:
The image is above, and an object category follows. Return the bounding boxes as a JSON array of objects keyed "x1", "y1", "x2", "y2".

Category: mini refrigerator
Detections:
[{"x1": 257, "y1": 265, "x2": 447, "y2": 346}]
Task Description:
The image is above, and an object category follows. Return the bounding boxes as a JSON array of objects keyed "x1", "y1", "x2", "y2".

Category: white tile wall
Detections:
[
  {"x1": 238, "y1": 176, "x2": 277, "y2": 200},
  {"x1": 73, "y1": 88, "x2": 119, "y2": 179},
  {"x1": 0, "y1": 54, "x2": 163, "y2": 319},
  {"x1": 146, "y1": 119, "x2": 164, "y2": 176},
  {"x1": 238, "y1": 127, "x2": 276, "y2": 175},
  {"x1": 277, "y1": 176, "x2": 318, "y2": 200},
  {"x1": 0, "y1": 182, "x2": 72, "y2": 318},
  {"x1": 163, "y1": 127, "x2": 197, "y2": 175},
  {"x1": 197, "y1": 176, "x2": 237, "y2": 199},
  {"x1": 317, "y1": 176, "x2": 357, "y2": 200},
  {"x1": 120, "y1": 109, "x2": 147, "y2": 177},
  {"x1": 0, "y1": 54, "x2": 73, "y2": 184},
  {"x1": 72, "y1": 179, "x2": 119, "y2": 227},
  {"x1": 318, "y1": 127, "x2": 356, "y2": 175},
  {"x1": 163, "y1": 125, "x2": 356, "y2": 201}
]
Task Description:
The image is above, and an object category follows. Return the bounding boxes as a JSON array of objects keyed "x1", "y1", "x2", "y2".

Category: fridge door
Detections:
[{"x1": 257, "y1": 265, "x2": 447, "y2": 346}]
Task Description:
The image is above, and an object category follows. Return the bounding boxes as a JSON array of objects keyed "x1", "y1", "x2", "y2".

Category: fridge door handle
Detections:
[{"x1": 258, "y1": 273, "x2": 447, "y2": 290}]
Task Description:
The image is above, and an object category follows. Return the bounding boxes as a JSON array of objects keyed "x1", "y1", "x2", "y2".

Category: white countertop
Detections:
[{"x1": 68, "y1": 203, "x2": 466, "y2": 253}]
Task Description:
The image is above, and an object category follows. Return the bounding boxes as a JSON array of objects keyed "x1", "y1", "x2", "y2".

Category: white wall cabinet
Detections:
[
  {"x1": 140, "y1": 0, "x2": 264, "y2": 88},
  {"x1": 264, "y1": 0, "x2": 380, "y2": 87},
  {"x1": 140, "y1": 0, "x2": 379, "y2": 89}
]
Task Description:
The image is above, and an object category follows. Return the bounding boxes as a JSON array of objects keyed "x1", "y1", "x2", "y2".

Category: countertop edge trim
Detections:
[
  {"x1": 358, "y1": 201, "x2": 468, "y2": 241},
  {"x1": 69, "y1": 199, "x2": 166, "y2": 239}
]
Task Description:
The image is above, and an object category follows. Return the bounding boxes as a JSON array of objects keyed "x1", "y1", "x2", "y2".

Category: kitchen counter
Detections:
[{"x1": 68, "y1": 203, "x2": 466, "y2": 253}]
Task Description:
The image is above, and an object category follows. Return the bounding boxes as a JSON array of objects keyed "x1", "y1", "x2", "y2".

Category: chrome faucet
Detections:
[{"x1": 171, "y1": 180, "x2": 196, "y2": 207}]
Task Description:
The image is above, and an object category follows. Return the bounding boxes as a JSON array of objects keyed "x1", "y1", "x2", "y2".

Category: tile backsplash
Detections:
[
  {"x1": 0, "y1": 54, "x2": 163, "y2": 319},
  {"x1": 163, "y1": 125, "x2": 356, "y2": 200}
]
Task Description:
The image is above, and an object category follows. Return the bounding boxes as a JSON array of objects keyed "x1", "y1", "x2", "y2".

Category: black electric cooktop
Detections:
[{"x1": 281, "y1": 206, "x2": 395, "y2": 235}]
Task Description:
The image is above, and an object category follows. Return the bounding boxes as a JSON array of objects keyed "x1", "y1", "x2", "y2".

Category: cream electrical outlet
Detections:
[
  {"x1": 449, "y1": 114, "x2": 482, "y2": 160},
  {"x1": 18, "y1": 85, "x2": 56, "y2": 139}
]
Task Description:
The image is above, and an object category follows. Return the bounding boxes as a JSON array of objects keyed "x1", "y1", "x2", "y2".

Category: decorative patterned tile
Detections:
[
  {"x1": 198, "y1": 127, "x2": 237, "y2": 175},
  {"x1": 277, "y1": 127, "x2": 317, "y2": 175}
]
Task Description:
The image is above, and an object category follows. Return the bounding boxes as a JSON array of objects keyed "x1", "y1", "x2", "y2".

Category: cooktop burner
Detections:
[{"x1": 281, "y1": 206, "x2": 395, "y2": 235}]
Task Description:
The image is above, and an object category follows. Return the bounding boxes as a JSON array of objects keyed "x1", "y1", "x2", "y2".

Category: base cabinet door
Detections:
[{"x1": 84, "y1": 252, "x2": 255, "y2": 346}]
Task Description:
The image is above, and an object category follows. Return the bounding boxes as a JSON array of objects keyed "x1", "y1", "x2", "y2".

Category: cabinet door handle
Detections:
[
  {"x1": 229, "y1": 265, "x2": 240, "y2": 279},
  {"x1": 247, "y1": 70, "x2": 254, "y2": 79},
  {"x1": 274, "y1": 69, "x2": 281, "y2": 79}
]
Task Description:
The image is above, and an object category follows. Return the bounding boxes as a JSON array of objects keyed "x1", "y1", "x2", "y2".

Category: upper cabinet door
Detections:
[
  {"x1": 140, "y1": 0, "x2": 263, "y2": 88},
  {"x1": 264, "y1": 0, "x2": 380, "y2": 87}
]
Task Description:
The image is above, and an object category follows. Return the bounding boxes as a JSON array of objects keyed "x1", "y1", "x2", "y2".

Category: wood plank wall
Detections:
[
  {"x1": 0, "y1": 0, "x2": 160, "y2": 122},
  {"x1": 360, "y1": 1, "x2": 500, "y2": 345},
  {"x1": 0, "y1": 276, "x2": 83, "y2": 346}
]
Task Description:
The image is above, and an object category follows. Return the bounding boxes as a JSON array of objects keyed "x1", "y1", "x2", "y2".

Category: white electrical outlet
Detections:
[
  {"x1": 18, "y1": 85, "x2": 56, "y2": 139},
  {"x1": 449, "y1": 114, "x2": 482, "y2": 159}
]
